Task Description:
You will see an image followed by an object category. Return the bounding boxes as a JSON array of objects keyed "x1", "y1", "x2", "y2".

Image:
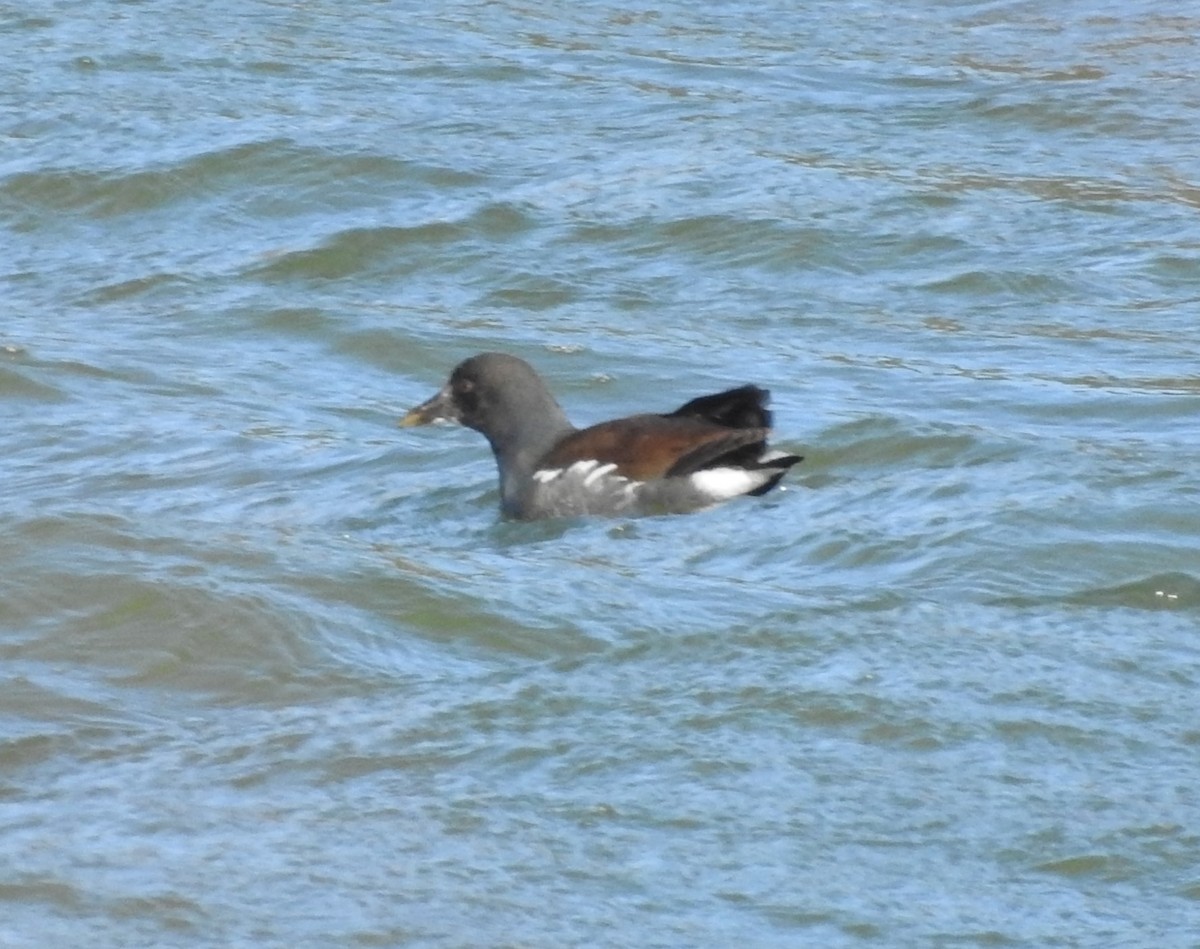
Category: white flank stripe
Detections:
[{"x1": 582, "y1": 462, "x2": 618, "y2": 487}]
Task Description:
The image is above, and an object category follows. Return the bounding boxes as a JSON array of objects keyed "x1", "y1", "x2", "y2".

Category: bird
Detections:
[{"x1": 401, "y1": 352, "x2": 802, "y2": 520}]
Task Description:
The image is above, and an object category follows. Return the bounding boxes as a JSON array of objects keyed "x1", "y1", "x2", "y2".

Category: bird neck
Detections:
[{"x1": 483, "y1": 399, "x2": 574, "y2": 512}]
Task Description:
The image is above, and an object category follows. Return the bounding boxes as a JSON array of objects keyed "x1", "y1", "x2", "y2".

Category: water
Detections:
[{"x1": 3, "y1": 1, "x2": 1200, "y2": 945}]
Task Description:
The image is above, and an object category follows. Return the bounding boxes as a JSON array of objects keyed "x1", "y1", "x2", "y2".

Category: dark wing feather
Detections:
[
  {"x1": 538, "y1": 385, "x2": 791, "y2": 485},
  {"x1": 662, "y1": 427, "x2": 770, "y2": 478},
  {"x1": 540, "y1": 412, "x2": 772, "y2": 482},
  {"x1": 538, "y1": 415, "x2": 767, "y2": 482}
]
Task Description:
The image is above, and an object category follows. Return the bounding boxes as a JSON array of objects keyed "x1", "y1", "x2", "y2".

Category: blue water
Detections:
[{"x1": 3, "y1": 1, "x2": 1199, "y2": 945}]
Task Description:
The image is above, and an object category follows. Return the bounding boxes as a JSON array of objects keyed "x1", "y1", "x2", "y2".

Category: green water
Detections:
[{"x1": 3, "y1": 1, "x2": 1199, "y2": 945}]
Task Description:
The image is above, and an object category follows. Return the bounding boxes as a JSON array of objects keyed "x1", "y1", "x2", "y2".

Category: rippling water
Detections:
[{"x1": 3, "y1": 1, "x2": 1200, "y2": 945}]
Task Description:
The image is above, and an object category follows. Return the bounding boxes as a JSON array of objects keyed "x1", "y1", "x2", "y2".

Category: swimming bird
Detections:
[{"x1": 401, "y1": 352, "x2": 802, "y2": 519}]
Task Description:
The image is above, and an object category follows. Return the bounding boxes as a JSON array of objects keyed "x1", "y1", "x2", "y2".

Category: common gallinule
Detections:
[{"x1": 402, "y1": 352, "x2": 801, "y2": 519}]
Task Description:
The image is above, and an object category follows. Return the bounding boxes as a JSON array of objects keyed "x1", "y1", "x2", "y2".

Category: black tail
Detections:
[
  {"x1": 746, "y1": 452, "x2": 803, "y2": 496},
  {"x1": 669, "y1": 385, "x2": 771, "y2": 430}
]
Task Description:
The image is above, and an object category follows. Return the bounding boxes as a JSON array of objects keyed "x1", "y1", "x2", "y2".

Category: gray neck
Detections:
[{"x1": 483, "y1": 398, "x2": 574, "y2": 515}]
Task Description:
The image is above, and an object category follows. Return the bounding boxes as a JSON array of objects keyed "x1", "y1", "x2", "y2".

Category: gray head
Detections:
[
  {"x1": 401, "y1": 352, "x2": 568, "y2": 433},
  {"x1": 402, "y1": 353, "x2": 576, "y2": 507}
]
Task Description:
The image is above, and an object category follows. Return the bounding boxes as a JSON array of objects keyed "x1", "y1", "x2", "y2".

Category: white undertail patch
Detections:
[{"x1": 688, "y1": 466, "x2": 772, "y2": 501}]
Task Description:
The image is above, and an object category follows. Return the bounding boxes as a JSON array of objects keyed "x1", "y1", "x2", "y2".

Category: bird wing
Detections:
[{"x1": 537, "y1": 415, "x2": 769, "y2": 482}]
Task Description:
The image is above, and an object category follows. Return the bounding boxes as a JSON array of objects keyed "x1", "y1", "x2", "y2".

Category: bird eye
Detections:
[{"x1": 453, "y1": 375, "x2": 479, "y2": 414}]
